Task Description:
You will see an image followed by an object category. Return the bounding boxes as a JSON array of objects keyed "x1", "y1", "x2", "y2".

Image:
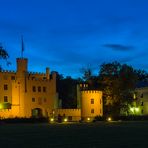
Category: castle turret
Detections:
[
  {"x1": 46, "y1": 67, "x2": 50, "y2": 80},
  {"x1": 16, "y1": 58, "x2": 28, "y2": 73},
  {"x1": 15, "y1": 58, "x2": 28, "y2": 117},
  {"x1": 81, "y1": 90, "x2": 103, "y2": 121},
  {"x1": 77, "y1": 83, "x2": 89, "y2": 108}
]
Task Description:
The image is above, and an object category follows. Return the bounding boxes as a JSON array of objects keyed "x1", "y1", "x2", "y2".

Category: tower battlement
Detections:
[
  {"x1": 1, "y1": 70, "x2": 16, "y2": 74},
  {"x1": 81, "y1": 90, "x2": 102, "y2": 94},
  {"x1": 28, "y1": 71, "x2": 45, "y2": 75}
]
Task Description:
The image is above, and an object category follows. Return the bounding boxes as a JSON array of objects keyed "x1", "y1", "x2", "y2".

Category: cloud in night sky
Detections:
[
  {"x1": 0, "y1": 0, "x2": 148, "y2": 78},
  {"x1": 103, "y1": 44, "x2": 134, "y2": 51}
]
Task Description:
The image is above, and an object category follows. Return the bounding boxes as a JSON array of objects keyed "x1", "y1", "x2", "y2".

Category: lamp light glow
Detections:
[
  {"x1": 130, "y1": 107, "x2": 134, "y2": 112},
  {"x1": 107, "y1": 117, "x2": 112, "y2": 121},
  {"x1": 135, "y1": 107, "x2": 139, "y2": 112},
  {"x1": 64, "y1": 118, "x2": 68, "y2": 122},
  {"x1": 50, "y1": 118, "x2": 54, "y2": 122},
  {"x1": 87, "y1": 117, "x2": 90, "y2": 121}
]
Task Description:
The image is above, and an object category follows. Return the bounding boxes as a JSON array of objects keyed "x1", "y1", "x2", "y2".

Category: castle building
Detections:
[
  {"x1": 0, "y1": 56, "x2": 103, "y2": 121},
  {"x1": 134, "y1": 82, "x2": 148, "y2": 115},
  {"x1": 0, "y1": 58, "x2": 58, "y2": 118},
  {"x1": 120, "y1": 82, "x2": 148, "y2": 116},
  {"x1": 53, "y1": 84, "x2": 103, "y2": 122}
]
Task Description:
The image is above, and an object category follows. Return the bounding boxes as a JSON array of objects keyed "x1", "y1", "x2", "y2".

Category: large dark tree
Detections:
[{"x1": 98, "y1": 61, "x2": 139, "y2": 116}]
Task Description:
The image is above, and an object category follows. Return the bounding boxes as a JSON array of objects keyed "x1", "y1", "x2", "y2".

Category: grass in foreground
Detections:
[{"x1": 0, "y1": 121, "x2": 148, "y2": 148}]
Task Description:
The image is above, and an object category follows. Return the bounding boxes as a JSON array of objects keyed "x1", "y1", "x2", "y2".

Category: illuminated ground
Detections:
[{"x1": 0, "y1": 121, "x2": 148, "y2": 148}]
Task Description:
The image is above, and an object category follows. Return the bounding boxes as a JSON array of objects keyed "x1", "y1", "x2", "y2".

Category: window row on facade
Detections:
[
  {"x1": 2, "y1": 75, "x2": 16, "y2": 80},
  {"x1": 90, "y1": 109, "x2": 102, "y2": 114},
  {"x1": 0, "y1": 96, "x2": 47, "y2": 104},
  {"x1": 2, "y1": 75, "x2": 47, "y2": 81},
  {"x1": 32, "y1": 86, "x2": 46, "y2": 92},
  {"x1": 2, "y1": 85, "x2": 47, "y2": 93},
  {"x1": 32, "y1": 97, "x2": 47, "y2": 104},
  {"x1": 90, "y1": 98, "x2": 102, "y2": 104}
]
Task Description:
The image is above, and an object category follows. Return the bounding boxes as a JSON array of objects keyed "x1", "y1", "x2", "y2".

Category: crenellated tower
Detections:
[
  {"x1": 81, "y1": 90, "x2": 103, "y2": 121},
  {"x1": 16, "y1": 58, "x2": 28, "y2": 74},
  {"x1": 77, "y1": 83, "x2": 103, "y2": 121}
]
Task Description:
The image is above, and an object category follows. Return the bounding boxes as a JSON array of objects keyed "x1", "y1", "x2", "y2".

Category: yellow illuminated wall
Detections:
[
  {"x1": 81, "y1": 90, "x2": 103, "y2": 120},
  {"x1": 135, "y1": 87, "x2": 148, "y2": 115},
  {"x1": 53, "y1": 87, "x2": 103, "y2": 121},
  {"x1": 54, "y1": 109, "x2": 81, "y2": 121},
  {"x1": 0, "y1": 58, "x2": 58, "y2": 118},
  {"x1": 0, "y1": 58, "x2": 103, "y2": 121}
]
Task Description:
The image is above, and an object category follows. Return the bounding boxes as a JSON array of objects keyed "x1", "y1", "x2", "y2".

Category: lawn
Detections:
[{"x1": 0, "y1": 121, "x2": 148, "y2": 148}]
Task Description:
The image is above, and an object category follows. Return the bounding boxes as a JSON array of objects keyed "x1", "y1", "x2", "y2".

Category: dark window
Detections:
[
  {"x1": 38, "y1": 98, "x2": 42, "y2": 105},
  {"x1": 32, "y1": 77, "x2": 35, "y2": 80},
  {"x1": 91, "y1": 109, "x2": 94, "y2": 114},
  {"x1": 11, "y1": 76, "x2": 15, "y2": 80},
  {"x1": 68, "y1": 116, "x2": 72, "y2": 121},
  {"x1": 141, "y1": 94, "x2": 143, "y2": 98},
  {"x1": 141, "y1": 102, "x2": 144, "y2": 106},
  {"x1": 100, "y1": 99, "x2": 102, "y2": 104},
  {"x1": 38, "y1": 86, "x2": 41, "y2": 92},
  {"x1": 32, "y1": 98, "x2": 35, "y2": 102},
  {"x1": 32, "y1": 86, "x2": 36, "y2": 92},
  {"x1": 100, "y1": 109, "x2": 102, "y2": 114},
  {"x1": 44, "y1": 98, "x2": 47, "y2": 102},
  {"x1": 43, "y1": 87, "x2": 46, "y2": 92},
  {"x1": 91, "y1": 98, "x2": 94, "y2": 104},
  {"x1": 4, "y1": 96, "x2": 8, "y2": 102},
  {"x1": 43, "y1": 77, "x2": 46, "y2": 80},
  {"x1": 4, "y1": 84, "x2": 8, "y2": 90}
]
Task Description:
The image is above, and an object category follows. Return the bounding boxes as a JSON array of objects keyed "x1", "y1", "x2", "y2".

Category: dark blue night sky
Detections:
[{"x1": 0, "y1": 0, "x2": 148, "y2": 78}]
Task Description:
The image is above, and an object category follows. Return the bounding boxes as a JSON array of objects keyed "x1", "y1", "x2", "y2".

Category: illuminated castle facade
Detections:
[
  {"x1": 0, "y1": 57, "x2": 103, "y2": 121},
  {"x1": 0, "y1": 58, "x2": 58, "y2": 118}
]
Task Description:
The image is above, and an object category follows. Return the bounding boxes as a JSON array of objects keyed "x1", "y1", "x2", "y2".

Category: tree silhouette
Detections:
[
  {"x1": 98, "y1": 61, "x2": 139, "y2": 116},
  {"x1": 0, "y1": 44, "x2": 9, "y2": 70}
]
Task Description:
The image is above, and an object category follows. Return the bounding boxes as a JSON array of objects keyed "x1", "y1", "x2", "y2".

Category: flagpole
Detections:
[{"x1": 21, "y1": 35, "x2": 24, "y2": 59}]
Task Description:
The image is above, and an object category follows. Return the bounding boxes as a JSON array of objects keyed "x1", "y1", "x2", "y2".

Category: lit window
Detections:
[
  {"x1": 32, "y1": 86, "x2": 36, "y2": 92},
  {"x1": 4, "y1": 84, "x2": 8, "y2": 90},
  {"x1": 4, "y1": 96, "x2": 8, "y2": 102},
  {"x1": 38, "y1": 86, "x2": 41, "y2": 92},
  {"x1": 91, "y1": 98, "x2": 94, "y2": 104},
  {"x1": 32, "y1": 98, "x2": 35, "y2": 102},
  {"x1": 91, "y1": 109, "x2": 94, "y2": 114},
  {"x1": 43, "y1": 87, "x2": 46, "y2": 92},
  {"x1": 133, "y1": 94, "x2": 136, "y2": 99}
]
